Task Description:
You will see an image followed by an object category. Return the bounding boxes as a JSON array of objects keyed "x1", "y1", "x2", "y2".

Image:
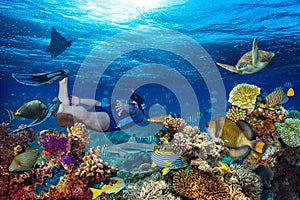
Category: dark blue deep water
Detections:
[{"x1": 1, "y1": 0, "x2": 300, "y2": 132}]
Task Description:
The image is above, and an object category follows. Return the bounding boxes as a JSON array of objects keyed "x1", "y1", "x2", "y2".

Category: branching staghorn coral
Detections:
[
  {"x1": 228, "y1": 83, "x2": 260, "y2": 109},
  {"x1": 173, "y1": 167, "x2": 231, "y2": 200},
  {"x1": 275, "y1": 118, "x2": 300, "y2": 147}
]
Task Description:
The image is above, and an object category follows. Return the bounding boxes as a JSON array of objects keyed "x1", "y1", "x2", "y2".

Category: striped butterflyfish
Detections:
[{"x1": 151, "y1": 144, "x2": 188, "y2": 175}]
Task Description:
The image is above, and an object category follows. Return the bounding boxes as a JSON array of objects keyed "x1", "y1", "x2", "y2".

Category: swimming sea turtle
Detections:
[{"x1": 216, "y1": 38, "x2": 275, "y2": 74}]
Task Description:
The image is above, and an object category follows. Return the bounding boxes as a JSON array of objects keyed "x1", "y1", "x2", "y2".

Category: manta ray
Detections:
[{"x1": 45, "y1": 27, "x2": 91, "y2": 59}]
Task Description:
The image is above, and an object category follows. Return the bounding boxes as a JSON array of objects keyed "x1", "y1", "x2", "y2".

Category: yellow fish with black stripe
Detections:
[
  {"x1": 6, "y1": 100, "x2": 48, "y2": 123},
  {"x1": 151, "y1": 144, "x2": 189, "y2": 175},
  {"x1": 206, "y1": 117, "x2": 266, "y2": 159},
  {"x1": 89, "y1": 177, "x2": 126, "y2": 200}
]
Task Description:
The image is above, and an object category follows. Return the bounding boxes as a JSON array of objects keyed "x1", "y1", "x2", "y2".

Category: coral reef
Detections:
[
  {"x1": 0, "y1": 123, "x2": 36, "y2": 169},
  {"x1": 173, "y1": 167, "x2": 231, "y2": 199},
  {"x1": 275, "y1": 118, "x2": 300, "y2": 147},
  {"x1": 67, "y1": 122, "x2": 90, "y2": 145},
  {"x1": 157, "y1": 117, "x2": 186, "y2": 143},
  {"x1": 128, "y1": 178, "x2": 181, "y2": 200},
  {"x1": 226, "y1": 105, "x2": 247, "y2": 122},
  {"x1": 221, "y1": 164, "x2": 261, "y2": 200},
  {"x1": 228, "y1": 83, "x2": 260, "y2": 110},
  {"x1": 288, "y1": 109, "x2": 300, "y2": 119},
  {"x1": 252, "y1": 106, "x2": 288, "y2": 122}
]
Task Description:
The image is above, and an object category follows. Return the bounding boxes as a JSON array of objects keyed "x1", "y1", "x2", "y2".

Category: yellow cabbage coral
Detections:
[
  {"x1": 173, "y1": 167, "x2": 230, "y2": 199},
  {"x1": 229, "y1": 83, "x2": 260, "y2": 109},
  {"x1": 275, "y1": 118, "x2": 300, "y2": 147}
]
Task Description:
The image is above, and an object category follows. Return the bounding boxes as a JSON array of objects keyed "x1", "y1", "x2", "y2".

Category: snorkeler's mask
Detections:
[{"x1": 129, "y1": 91, "x2": 146, "y2": 115}]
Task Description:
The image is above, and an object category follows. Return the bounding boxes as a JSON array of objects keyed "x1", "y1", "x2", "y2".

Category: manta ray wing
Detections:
[{"x1": 46, "y1": 27, "x2": 71, "y2": 58}]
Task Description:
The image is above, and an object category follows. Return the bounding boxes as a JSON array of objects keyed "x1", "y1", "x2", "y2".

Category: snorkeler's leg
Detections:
[
  {"x1": 58, "y1": 77, "x2": 70, "y2": 106},
  {"x1": 57, "y1": 105, "x2": 110, "y2": 132}
]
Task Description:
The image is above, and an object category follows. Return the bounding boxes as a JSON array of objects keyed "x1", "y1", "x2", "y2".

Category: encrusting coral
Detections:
[
  {"x1": 173, "y1": 167, "x2": 231, "y2": 200},
  {"x1": 228, "y1": 83, "x2": 260, "y2": 110},
  {"x1": 275, "y1": 118, "x2": 300, "y2": 147}
]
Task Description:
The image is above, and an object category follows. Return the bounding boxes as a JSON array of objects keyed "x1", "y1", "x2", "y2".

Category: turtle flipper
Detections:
[
  {"x1": 216, "y1": 63, "x2": 240, "y2": 74},
  {"x1": 252, "y1": 37, "x2": 258, "y2": 66}
]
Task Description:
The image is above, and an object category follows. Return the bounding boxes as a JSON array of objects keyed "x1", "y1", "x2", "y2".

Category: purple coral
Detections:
[
  {"x1": 61, "y1": 151, "x2": 79, "y2": 170},
  {"x1": 38, "y1": 130, "x2": 68, "y2": 156}
]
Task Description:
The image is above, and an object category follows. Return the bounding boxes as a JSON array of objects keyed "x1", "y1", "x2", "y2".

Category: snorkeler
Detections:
[{"x1": 12, "y1": 69, "x2": 146, "y2": 132}]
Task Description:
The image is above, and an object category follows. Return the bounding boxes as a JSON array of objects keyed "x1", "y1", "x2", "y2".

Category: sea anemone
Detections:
[{"x1": 228, "y1": 83, "x2": 260, "y2": 110}]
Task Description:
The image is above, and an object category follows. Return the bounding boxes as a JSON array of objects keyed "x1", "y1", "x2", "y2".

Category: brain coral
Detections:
[
  {"x1": 229, "y1": 83, "x2": 260, "y2": 109},
  {"x1": 173, "y1": 167, "x2": 230, "y2": 200},
  {"x1": 275, "y1": 118, "x2": 300, "y2": 147}
]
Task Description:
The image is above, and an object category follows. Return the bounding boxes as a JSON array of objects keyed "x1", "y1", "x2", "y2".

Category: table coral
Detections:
[
  {"x1": 275, "y1": 118, "x2": 300, "y2": 147},
  {"x1": 228, "y1": 83, "x2": 260, "y2": 110},
  {"x1": 173, "y1": 167, "x2": 231, "y2": 199}
]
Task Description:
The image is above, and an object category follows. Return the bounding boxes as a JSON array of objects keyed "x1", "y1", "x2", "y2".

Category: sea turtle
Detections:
[{"x1": 216, "y1": 38, "x2": 275, "y2": 74}]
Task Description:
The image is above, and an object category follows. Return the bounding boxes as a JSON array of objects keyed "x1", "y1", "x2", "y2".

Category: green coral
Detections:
[{"x1": 275, "y1": 118, "x2": 300, "y2": 147}]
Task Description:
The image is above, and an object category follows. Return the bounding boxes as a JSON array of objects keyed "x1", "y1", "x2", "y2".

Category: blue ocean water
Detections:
[{"x1": 1, "y1": 0, "x2": 300, "y2": 133}]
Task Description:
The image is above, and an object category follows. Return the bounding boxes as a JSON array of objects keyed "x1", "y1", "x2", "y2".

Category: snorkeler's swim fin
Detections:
[
  {"x1": 10, "y1": 97, "x2": 61, "y2": 134},
  {"x1": 12, "y1": 69, "x2": 69, "y2": 86}
]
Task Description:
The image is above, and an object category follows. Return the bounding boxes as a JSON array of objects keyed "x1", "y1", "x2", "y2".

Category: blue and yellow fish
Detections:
[
  {"x1": 89, "y1": 177, "x2": 126, "y2": 200},
  {"x1": 151, "y1": 144, "x2": 188, "y2": 175},
  {"x1": 260, "y1": 83, "x2": 294, "y2": 110}
]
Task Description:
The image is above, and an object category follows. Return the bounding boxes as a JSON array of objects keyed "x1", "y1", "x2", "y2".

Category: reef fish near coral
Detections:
[
  {"x1": 151, "y1": 144, "x2": 188, "y2": 175},
  {"x1": 9, "y1": 147, "x2": 38, "y2": 172},
  {"x1": 89, "y1": 177, "x2": 127, "y2": 200},
  {"x1": 5, "y1": 100, "x2": 48, "y2": 122},
  {"x1": 206, "y1": 117, "x2": 266, "y2": 159},
  {"x1": 260, "y1": 86, "x2": 294, "y2": 110}
]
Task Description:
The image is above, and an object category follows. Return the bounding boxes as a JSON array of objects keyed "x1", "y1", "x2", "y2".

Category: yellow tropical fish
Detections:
[
  {"x1": 151, "y1": 144, "x2": 188, "y2": 175},
  {"x1": 89, "y1": 178, "x2": 126, "y2": 200},
  {"x1": 206, "y1": 117, "x2": 266, "y2": 159}
]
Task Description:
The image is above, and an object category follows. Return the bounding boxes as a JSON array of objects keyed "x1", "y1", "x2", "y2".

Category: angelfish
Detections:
[{"x1": 6, "y1": 100, "x2": 48, "y2": 123}]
